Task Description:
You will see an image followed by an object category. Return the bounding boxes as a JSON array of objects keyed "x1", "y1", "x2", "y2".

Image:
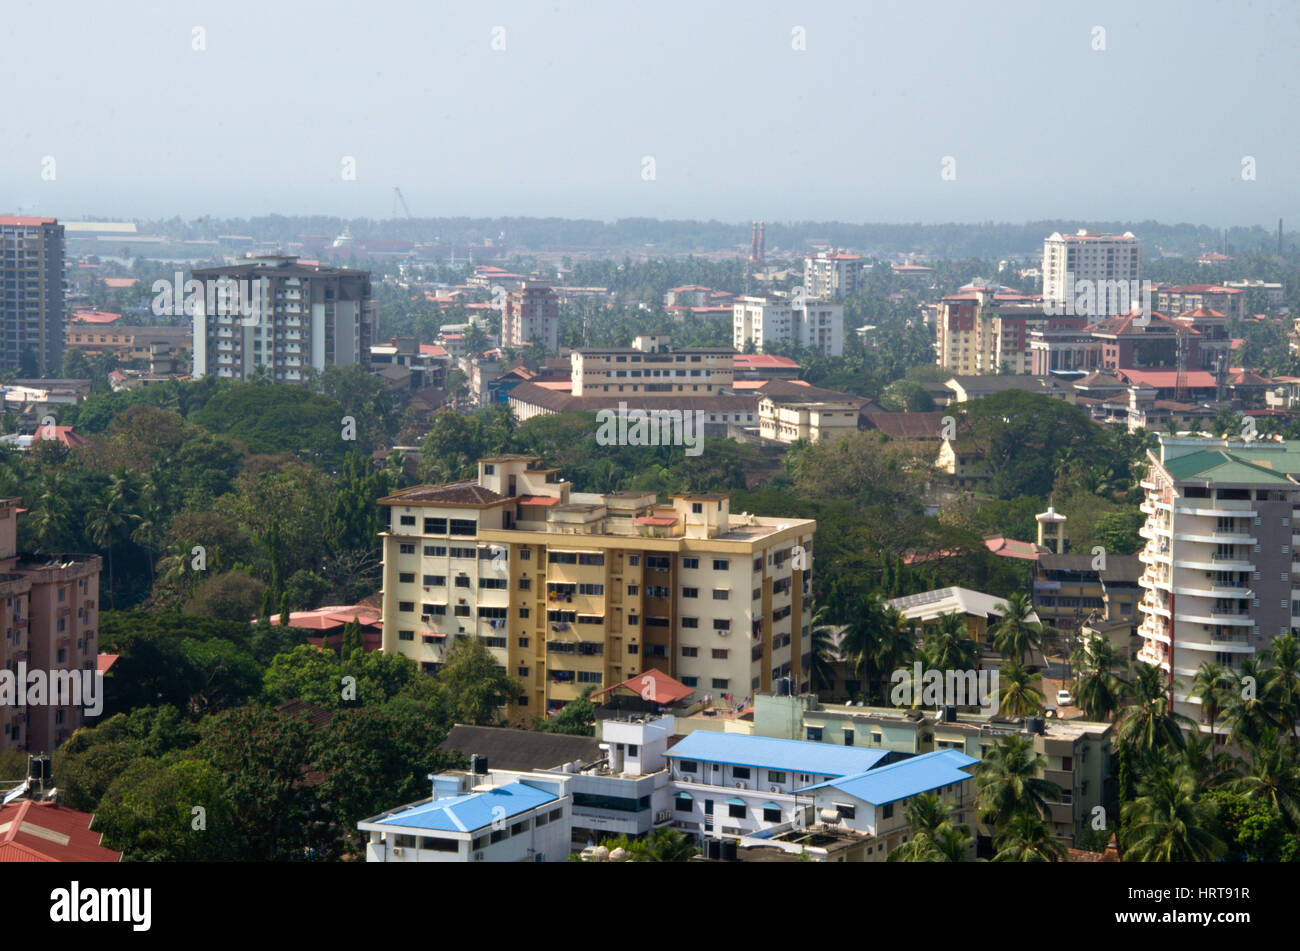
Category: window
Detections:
[
  {"x1": 692, "y1": 503, "x2": 703, "y2": 514},
  {"x1": 424, "y1": 517, "x2": 447, "y2": 534},
  {"x1": 682, "y1": 587, "x2": 699, "y2": 598},
  {"x1": 400, "y1": 515, "x2": 416, "y2": 526},
  {"x1": 675, "y1": 795, "x2": 693, "y2": 812},
  {"x1": 424, "y1": 545, "x2": 446, "y2": 557},
  {"x1": 449, "y1": 519, "x2": 477, "y2": 536},
  {"x1": 682, "y1": 557, "x2": 699, "y2": 569},
  {"x1": 843, "y1": 729, "x2": 854, "y2": 746},
  {"x1": 519, "y1": 607, "x2": 530, "y2": 618},
  {"x1": 882, "y1": 803, "x2": 894, "y2": 819},
  {"x1": 806, "y1": 727, "x2": 823, "y2": 741},
  {"x1": 727, "y1": 802, "x2": 746, "y2": 818},
  {"x1": 681, "y1": 616, "x2": 699, "y2": 628},
  {"x1": 399, "y1": 572, "x2": 415, "y2": 584},
  {"x1": 712, "y1": 589, "x2": 729, "y2": 601},
  {"x1": 679, "y1": 760, "x2": 698, "y2": 774},
  {"x1": 713, "y1": 619, "x2": 731, "y2": 631},
  {"x1": 455, "y1": 576, "x2": 471, "y2": 588},
  {"x1": 399, "y1": 601, "x2": 414, "y2": 613},
  {"x1": 767, "y1": 771, "x2": 786, "y2": 784},
  {"x1": 450, "y1": 547, "x2": 476, "y2": 559},
  {"x1": 398, "y1": 630, "x2": 414, "y2": 641},
  {"x1": 835, "y1": 804, "x2": 857, "y2": 821},
  {"x1": 712, "y1": 648, "x2": 728, "y2": 659},
  {"x1": 479, "y1": 577, "x2": 507, "y2": 589},
  {"x1": 681, "y1": 646, "x2": 698, "y2": 658},
  {"x1": 629, "y1": 556, "x2": 640, "y2": 566},
  {"x1": 646, "y1": 555, "x2": 670, "y2": 571},
  {"x1": 423, "y1": 574, "x2": 445, "y2": 586},
  {"x1": 733, "y1": 766, "x2": 751, "y2": 779},
  {"x1": 712, "y1": 678, "x2": 728, "y2": 689},
  {"x1": 713, "y1": 559, "x2": 730, "y2": 571},
  {"x1": 627, "y1": 584, "x2": 638, "y2": 596},
  {"x1": 399, "y1": 543, "x2": 415, "y2": 555}
]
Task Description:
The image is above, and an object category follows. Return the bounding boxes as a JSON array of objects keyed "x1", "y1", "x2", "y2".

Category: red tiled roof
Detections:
[
  {"x1": 1116, "y1": 369, "x2": 1217, "y2": 388},
  {"x1": 984, "y1": 535, "x2": 1046, "y2": 561},
  {"x1": 419, "y1": 343, "x2": 449, "y2": 357},
  {"x1": 96, "y1": 653, "x2": 119, "y2": 675},
  {"x1": 733, "y1": 353, "x2": 800, "y2": 369},
  {"x1": 518, "y1": 495, "x2": 559, "y2": 506},
  {"x1": 70, "y1": 311, "x2": 122, "y2": 324},
  {"x1": 101, "y1": 277, "x2": 138, "y2": 289},
  {"x1": 0, "y1": 800, "x2": 120, "y2": 862},
  {"x1": 1163, "y1": 284, "x2": 1242, "y2": 295},
  {"x1": 634, "y1": 515, "x2": 677, "y2": 526},
  {"x1": 0, "y1": 216, "x2": 56, "y2": 226},
  {"x1": 590, "y1": 668, "x2": 694, "y2": 705}
]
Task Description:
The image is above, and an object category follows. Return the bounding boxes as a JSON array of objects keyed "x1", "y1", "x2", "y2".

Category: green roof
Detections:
[{"x1": 1163, "y1": 449, "x2": 1300, "y2": 485}]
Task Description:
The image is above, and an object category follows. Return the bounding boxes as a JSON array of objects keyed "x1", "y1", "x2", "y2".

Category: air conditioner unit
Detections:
[
  {"x1": 735, "y1": 782, "x2": 746, "y2": 790},
  {"x1": 392, "y1": 847, "x2": 404, "y2": 856},
  {"x1": 769, "y1": 785, "x2": 780, "y2": 793},
  {"x1": 715, "y1": 630, "x2": 729, "y2": 637},
  {"x1": 420, "y1": 615, "x2": 431, "y2": 622}
]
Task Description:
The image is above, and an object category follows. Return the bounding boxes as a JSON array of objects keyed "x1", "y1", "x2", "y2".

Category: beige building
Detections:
[
  {"x1": 501, "y1": 281, "x2": 559, "y2": 351},
  {"x1": 570, "y1": 335, "x2": 734, "y2": 396},
  {"x1": 0, "y1": 497, "x2": 102, "y2": 753},
  {"x1": 757, "y1": 383, "x2": 864, "y2": 444},
  {"x1": 378, "y1": 457, "x2": 816, "y2": 725}
]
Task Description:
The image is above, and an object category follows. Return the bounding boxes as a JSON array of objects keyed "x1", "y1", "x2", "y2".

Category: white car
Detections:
[{"x1": 1056, "y1": 689, "x2": 1073, "y2": 707}]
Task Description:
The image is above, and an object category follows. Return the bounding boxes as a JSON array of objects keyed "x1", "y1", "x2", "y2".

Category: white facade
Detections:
[
  {"x1": 733, "y1": 296, "x2": 844, "y2": 357},
  {"x1": 1042, "y1": 230, "x2": 1140, "y2": 316}
]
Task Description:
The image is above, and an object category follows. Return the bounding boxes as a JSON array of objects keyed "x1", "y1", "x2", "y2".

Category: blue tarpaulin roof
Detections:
[{"x1": 665, "y1": 731, "x2": 890, "y2": 777}]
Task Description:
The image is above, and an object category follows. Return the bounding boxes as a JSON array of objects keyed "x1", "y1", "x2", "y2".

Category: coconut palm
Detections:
[
  {"x1": 991, "y1": 592, "x2": 1045, "y2": 665},
  {"x1": 888, "y1": 793, "x2": 972, "y2": 862},
  {"x1": 1261, "y1": 634, "x2": 1300, "y2": 745},
  {"x1": 1114, "y1": 662, "x2": 1195, "y2": 753},
  {"x1": 1180, "y1": 731, "x2": 1240, "y2": 791},
  {"x1": 924, "y1": 612, "x2": 980, "y2": 672},
  {"x1": 1121, "y1": 762, "x2": 1226, "y2": 862},
  {"x1": 991, "y1": 810, "x2": 1066, "y2": 862},
  {"x1": 806, "y1": 606, "x2": 839, "y2": 696},
  {"x1": 1070, "y1": 634, "x2": 1125, "y2": 722},
  {"x1": 1231, "y1": 728, "x2": 1300, "y2": 828},
  {"x1": 998, "y1": 660, "x2": 1045, "y2": 717},
  {"x1": 837, "y1": 593, "x2": 887, "y2": 700},
  {"x1": 975, "y1": 733, "x2": 1063, "y2": 827},
  {"x1": 873, "y1": 605, "x2": 917, "y2": 698},
  {"x1": 1190, "y1": 661, "x2": 1235, "y2": 738},
  {"x1": 1221, "y1": 658, "x2": 1283, "y2": 747}
]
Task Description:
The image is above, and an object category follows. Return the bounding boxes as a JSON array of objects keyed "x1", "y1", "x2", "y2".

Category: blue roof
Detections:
[
  {"x1": 665, "y1": 732, "x2": 890, "y2": 777},
  {"x1": 797, "y1": 749, "x2": 977, "y2": 805},
  {"x1": 373, "y1": 782, "x2": 557, "y2": 834}
]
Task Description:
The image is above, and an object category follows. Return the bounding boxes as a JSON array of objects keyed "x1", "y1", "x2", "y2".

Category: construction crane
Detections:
[{"x1": 392, "y1": 187, "x2": 413, "y2": 219}]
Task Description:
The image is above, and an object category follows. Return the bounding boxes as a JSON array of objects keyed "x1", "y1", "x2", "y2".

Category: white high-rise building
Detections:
[
  {"x1": 803, "y1": 251, "x2": 864, "y2": 301},
  {"x1": 733, "y1": 296, "x2": 843, "y2": 356},
  {"x1": 1042, "y1": 230, "x2": 1140, "y2": 316}
]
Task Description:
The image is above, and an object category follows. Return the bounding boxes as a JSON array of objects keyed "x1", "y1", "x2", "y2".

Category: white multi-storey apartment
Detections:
[
  {"x1": 1042, "y1": 230, "x2": 1140, "y2": 315},
  {"x1": 191, "y1": 255, "x2": 375, "y2": 382},
  {"x1": 733, "y1": 296, "x2": 844, "y2": 357},
  {"x1": 1137, "y1": 437, "x2": 1300, "y2": 730},
  {"x1": 803, "y1": 251, "x2": 864, "y2": 301},
  {"x1": 378, "y1": 456, "x2": 816, "y2": 725},
  {"x1": 570, "y1": 334, "x2": 735, "y2": 396}
]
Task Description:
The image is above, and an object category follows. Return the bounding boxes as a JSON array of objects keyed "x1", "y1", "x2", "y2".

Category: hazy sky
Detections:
[{"x1": 4, "y1": 0, "x2": 1297, "y2": 226}]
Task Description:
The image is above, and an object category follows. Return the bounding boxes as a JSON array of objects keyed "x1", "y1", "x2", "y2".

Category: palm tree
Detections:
[
  {"x1": 975, "y1": 733, "x2": 1063, "y2": 828},
  {"x1": 86, "y1": 485, "x2": 133, "y2": 609},
  {"x1": 998, "y1": 660, "x2": 1045, "y2": 717},
  {"x1": 1222, "y1": 658, "x2": 1282, "y2": 747},
  {"x1": 641, "y1": 827, "x2": 699, "y2": 862},
  {"x1": 1114, "y1": 662, "x2": 1195, "y2": 753},
  {"x1": 837, "y1": 593, "x2": 887, "y2": 700},
  {"x1": 1261, "y1": 634, "x2": 1300, "y2": 746},
  {"x1": 1070, "y1": 635, "x2": 1125, "y2": 722},
  {"x1": 991, "y1": 810, "x2": 1066, "y2": 862},
  {"x1": 806, "y1": 606, "x2": 839, "y2": 696},
  {"x1": 1231, "y1": 729, "x2": 1300, "y2": 828},
  {"x1": 873, "y1": 605, "x2": 917, "y2": 698},
  {"x1": 887, "y1": 793, "x2": 972, "y2": 862},
  {"x1": 1121, "y1": 762, "x2": 1226, "y2": 861},
  {"x1": 1190, "y1": 661, "x2": 1234, "y2": 738},
  {"x1": 924, "y1": 612, "x2": 980, "y2": 672},
  {"x1": 1180, "y1": 731, "x2": 1240, "y2": 791},
  {"x1": 991, "y1": 592, "x2": 1044, "y2": 665}
]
